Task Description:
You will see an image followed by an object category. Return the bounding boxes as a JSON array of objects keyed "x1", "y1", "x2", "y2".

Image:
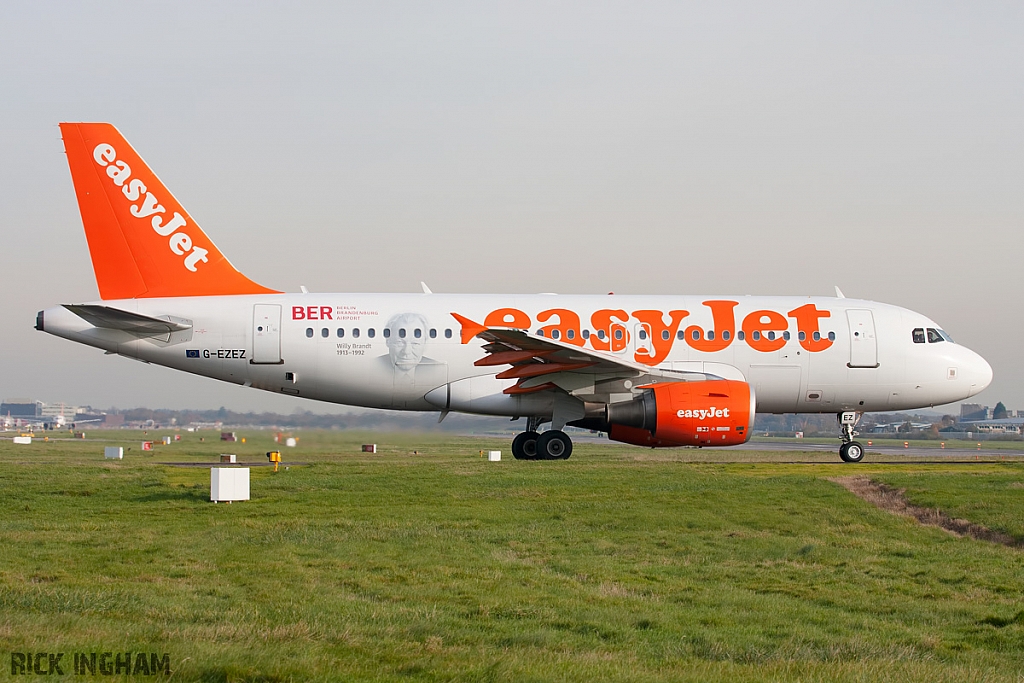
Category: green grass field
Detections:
[{"x1": 1, "y1": 431, "x2": 1022, "y2": 682}]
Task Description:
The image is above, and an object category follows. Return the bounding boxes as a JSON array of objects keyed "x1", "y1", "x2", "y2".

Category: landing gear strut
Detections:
[
  {"x1": 511, "y1": 417, "x2": 573, "y2": 461},
  {"x1": 838, "y1": 411, "x2": 865, "y2": 463}
]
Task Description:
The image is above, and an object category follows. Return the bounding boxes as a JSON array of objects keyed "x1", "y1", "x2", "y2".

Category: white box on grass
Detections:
[{"x1": 211, "y1": 467, "x2": 250, "y2": 503}]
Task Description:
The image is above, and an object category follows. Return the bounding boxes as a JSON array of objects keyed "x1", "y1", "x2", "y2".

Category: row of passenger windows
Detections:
[
  {"x1": 538, "y1": 328, "x2": 836, "y2": 342},
  {"x1": 306, "y1": 327, "x2": 453, "y2": 339},
  {"x1": 304, "y1": 325, "x2": 843, "y2": 344},
  {"x1": 912, "y1": 327, "x2": 953, "y2": 344}
]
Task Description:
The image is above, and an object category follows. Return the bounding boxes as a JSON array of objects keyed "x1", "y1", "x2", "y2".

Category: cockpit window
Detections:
[
  {"x1": 926, "y1": 328, "x2": 945, "y2": 343},
  {"x1": 912, "y1": 328, "x2": 925, "y2": 344},
  {"x1": 938, "y1": 329, "x2": 954, "y2": 343}
]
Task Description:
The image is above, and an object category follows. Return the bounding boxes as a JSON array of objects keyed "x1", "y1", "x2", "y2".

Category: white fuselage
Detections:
[{"x1": 40, "y1": 293, "x2": 992, "y2": 419}]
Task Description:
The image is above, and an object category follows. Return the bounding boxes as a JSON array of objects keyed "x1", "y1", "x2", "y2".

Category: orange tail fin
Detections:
[{"x1": 60, "y1": 123, "x2": 279, "y2": 299}]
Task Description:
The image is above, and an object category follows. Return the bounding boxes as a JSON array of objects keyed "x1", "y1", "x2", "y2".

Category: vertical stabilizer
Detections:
[{"x1": 60, "y1": 122, "x2": 278, "y2": 299}]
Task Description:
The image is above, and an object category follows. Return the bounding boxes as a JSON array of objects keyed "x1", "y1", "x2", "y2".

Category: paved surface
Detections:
[{"x1": 735, "y1": 440, "x2": 1024, "y2": 459}]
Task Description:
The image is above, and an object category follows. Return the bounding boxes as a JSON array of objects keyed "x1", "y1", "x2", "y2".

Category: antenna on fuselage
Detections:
[
  {"x1": 421, "y1": 282, "x2": 433, "y2": 294},
  {"x1": 834, "y1": 286, "x2": 846, "y2": 299}
]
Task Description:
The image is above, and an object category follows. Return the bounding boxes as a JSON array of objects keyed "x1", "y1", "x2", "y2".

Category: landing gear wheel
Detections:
[
  {"x1": 536, "y1": 430, "x2": 573, "y2": 460},
  {"x1": 512, "y1": 431, "x2": 540, "y2": 460},
  {"x1": 839, "y1": 441, "x2": 865, "y2": 463}
]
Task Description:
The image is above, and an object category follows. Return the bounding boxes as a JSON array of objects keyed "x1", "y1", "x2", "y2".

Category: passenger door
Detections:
[
  {"x1": 846, "y1": 309, "x2": 878, "y2": 368},
  {"x1": 252, "y1": 304, "x2": 282, "y2": 364}
]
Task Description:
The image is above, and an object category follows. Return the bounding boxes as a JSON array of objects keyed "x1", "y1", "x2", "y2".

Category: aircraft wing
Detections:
[
  {"x1": 64, "y1": 304, "x2": 192, "y2": 338},
  {"x1": 453, "y1": 314, "x2": 719, "y2": 397}
]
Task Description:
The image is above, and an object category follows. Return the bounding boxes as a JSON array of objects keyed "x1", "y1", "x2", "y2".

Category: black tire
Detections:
[
  {"x1": 512, "y1": 431, "x2": 540, "y2": 460},
  {"x1": 536, "y1": 430, "x2": 573, "y2": 460},
  {"x1": 839, "y1": 441, "x2": 865, "y2": 463}
]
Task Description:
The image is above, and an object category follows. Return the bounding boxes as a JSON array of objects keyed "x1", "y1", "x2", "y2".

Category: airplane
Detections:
[{"x1": 36, "y1": 123, "x2": 993, "y2": 463}]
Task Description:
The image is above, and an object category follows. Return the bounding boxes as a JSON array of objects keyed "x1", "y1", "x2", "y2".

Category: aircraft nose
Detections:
[{"x1": 965, "y1": 348, "x2": 993, "y2": 397}]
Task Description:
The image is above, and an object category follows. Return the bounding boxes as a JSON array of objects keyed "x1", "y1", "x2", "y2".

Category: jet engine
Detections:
[{"x1": 594, "y1": 379, "x2": 755, "y2": 448}]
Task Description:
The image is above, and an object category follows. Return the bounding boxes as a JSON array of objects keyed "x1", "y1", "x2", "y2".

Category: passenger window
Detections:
[
  {"x1": 721, "y1": 330, "x2": 730, "y2": 341},
  {"x1": 783, "y1": 331, "x2": 790, "y2": 341},
  {"x1": 614, "y1": 329, "x2": 623, "y2": 340},
  {"x1": 537, "y1": 330, "x2": 545, "y2": 337},
  {"x1": 828, "y1": 331, "x2": 835, "y2": 342},
  {"x1": 798, "y1": 331, "x2": 806, "y2": 341},
  {"x1": 691, "y1": 329, "x2": 700, "y2": 341},
  {"x1": 812, "y1": 331, "x2": 820, "y2": 342},
  {"x1": 927, "y1": 328, "x2": 944, "y2": 343},
  {"x1": 445, "y1": 329, "x2": 452, "y2": 339},
  {"x1": 414, "y1": 329, "x2": 422, "y2": 339},
  {"x1": 337, "y1": 328, "x2": 344, "y2": 338},
  {"x1": 677, "y1": 330, "x2": 685, "y2": 340},
  {"x1": 737, "y1": 331, "x2": 745, "y2": 341},
  {"x1": 383, "y1": 328, "x2": 391, "y2": 338},
  {"x1": 352, "y1": 328, "x2": 360, "y2": 338},
  {"x1": 582, "y1": 330, "x2": 590, "y2": 340},
  {"x1": 305, "y1": 328, "x2": 313, "y2": 338},
  {"x1": 367, "y1": 328, "x2": 375, "y2": 338},
  {"x1": 707, "y1": 330, "x2": 715, "y2": 341},
  {"x1": 321, "y1": 328, "x2": 329, "y2": 338},
  {"x1": 566, "y1": 329, "x2": 574, "y2": 340},
  {"x1": 638, "y1": 329, "x2": 647, "y2": 340},
  {"x1": 399, "y1": 328, "x2": 406, "y2": 338},
  {"x1": 661, "y1": 330, "x2": 670, "y2": 341},
  {"x1": 766, "y1": 331, "x2": 775, "y2": 341},
  {"x1": 552, "y1": 330, "x2": 561, "y2": 340},
  {"x1": 429, "y1": 328, "x2": 437, "y2": 338},
  {"x1": 912, "y1": 328, "x2": 925, "y2": 344},
  {"x1": 752, "y1": 331, "x2": 761, "y2": 341},
  {"x1": 598, "y1": 330, "x2": 606, "y2": 340}
]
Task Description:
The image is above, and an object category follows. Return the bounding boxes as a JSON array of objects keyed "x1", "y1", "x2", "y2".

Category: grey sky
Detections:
[{"x1": 1, "y1": 2, "x2": 1021, "y2": 413}]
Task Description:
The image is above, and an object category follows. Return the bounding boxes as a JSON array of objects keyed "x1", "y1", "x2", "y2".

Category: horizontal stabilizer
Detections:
[{"x1": 64, "y1": 304, "x2": 191, "y2": 338}]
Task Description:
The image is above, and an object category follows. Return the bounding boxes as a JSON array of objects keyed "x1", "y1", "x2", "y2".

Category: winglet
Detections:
[
  {"x1": 450, "y1": 313, "x2": 487, "y2": 344},
  {"x1": 60, "y1": 122, "x2": 279, "y2": 299}
]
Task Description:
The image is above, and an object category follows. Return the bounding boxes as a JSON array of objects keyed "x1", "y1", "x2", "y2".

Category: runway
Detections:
[{"x1": 735, "y1": 440, "x2": 1024, "y2": 459}]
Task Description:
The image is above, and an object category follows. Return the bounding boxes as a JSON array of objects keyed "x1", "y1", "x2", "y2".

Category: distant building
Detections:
[
  {"x1": 963, "y1": 418, "x2": 1024, "y2": 435},
  {"x1": 960, "y1": 403, "x2": 989, "y2": 421},
  {"x1": 1, "y1": 399, "x2": 41, "y2": 418},
  {"x1": 40, "y1": 404, "x2": 80, "y2": 419}
]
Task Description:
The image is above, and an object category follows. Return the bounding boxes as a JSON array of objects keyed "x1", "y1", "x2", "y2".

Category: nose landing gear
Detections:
[{"x1": 838, "y1": 411, "x2": 865, "y2": 463}]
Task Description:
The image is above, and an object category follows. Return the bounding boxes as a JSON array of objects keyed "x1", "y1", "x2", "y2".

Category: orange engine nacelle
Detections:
[{"x1": 605, "y1": 379, "x2": 755, "y2": 448}]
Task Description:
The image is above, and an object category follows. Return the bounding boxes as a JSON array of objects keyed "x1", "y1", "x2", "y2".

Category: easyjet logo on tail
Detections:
[{"x1": 92, "y1": 144, "x2": 209, "y2": 272}]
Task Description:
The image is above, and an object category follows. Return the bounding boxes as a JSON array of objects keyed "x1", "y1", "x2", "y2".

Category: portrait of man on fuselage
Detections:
[{"x1": 376, "y1": 312, "x2": 446, "y2": 394}]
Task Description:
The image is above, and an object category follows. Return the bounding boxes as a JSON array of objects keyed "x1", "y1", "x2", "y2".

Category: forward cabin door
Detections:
[
  {"x1": 846, "y1": 309, "x2": 878, "y2": 368},
  {"x1": 252, "y1": 304, "x2": 282, "y2": 364}
]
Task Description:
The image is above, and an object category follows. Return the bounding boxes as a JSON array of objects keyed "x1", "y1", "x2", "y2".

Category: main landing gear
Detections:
[
  {"x1": 511, "y1": 417, "x2": 573, "y2": 460},
  {"x1": 838, "y1": 411, "x2": 865, "y2": 463}
]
